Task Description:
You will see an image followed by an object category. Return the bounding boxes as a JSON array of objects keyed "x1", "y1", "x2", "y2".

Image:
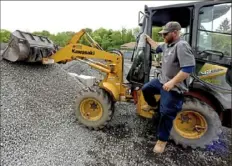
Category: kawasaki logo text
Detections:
[{"x1": 72, "y1": 49, "x2": 95, "y2": 55}]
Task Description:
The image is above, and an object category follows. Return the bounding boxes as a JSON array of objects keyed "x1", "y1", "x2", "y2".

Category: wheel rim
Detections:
[
  {"x1": 80, "y1": 98, "x2": 103, "y2": 121},
  {"x1": 174, "y1": 110, "x2": 208, "y2": 139}
]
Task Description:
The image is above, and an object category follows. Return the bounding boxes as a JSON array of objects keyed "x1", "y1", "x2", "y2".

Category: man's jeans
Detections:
[{"x1": 141, "y1": 78, "x2": 184, "y2": 141}]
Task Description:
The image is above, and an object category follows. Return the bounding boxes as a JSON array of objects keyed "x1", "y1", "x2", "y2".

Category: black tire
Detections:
[
  {"x1": 75, "y1": 85, "x2": 114, "y2": 130},
  {"x1": 170, "y1": 97, "x2": 222, "y2": 149}
]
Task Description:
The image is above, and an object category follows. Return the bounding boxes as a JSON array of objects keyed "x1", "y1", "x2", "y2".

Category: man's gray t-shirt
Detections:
[{"x1": 158, "y1": 39, "x2": 196, "y2": 93}]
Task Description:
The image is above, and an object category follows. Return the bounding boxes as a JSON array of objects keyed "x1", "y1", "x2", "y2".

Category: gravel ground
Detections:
[
  {"x1": 0, "y1": 43, "x2": 8, "y2": 50},
  {"x1": 1, "y1": 59, "x2": 231, "y2": 166},
  {"x1": 0, "y1": 43, "x2": 8, "y2": 61}
]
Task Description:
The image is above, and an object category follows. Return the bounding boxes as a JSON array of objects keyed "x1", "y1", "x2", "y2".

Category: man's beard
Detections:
[{"x1": 165, "y1": 37, "x2": 173, "y2": 44}]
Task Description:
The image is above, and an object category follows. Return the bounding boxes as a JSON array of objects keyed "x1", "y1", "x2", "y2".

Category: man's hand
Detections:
[
  {"x1": 163, "y1": 80, "x2": 175, "y2": 91},
  {"x1": 163, "y1": 71, "x2": 190, "y2": 91},
  {"x1": 145, "y1": 34, "x2": 159, "y2": 48}
]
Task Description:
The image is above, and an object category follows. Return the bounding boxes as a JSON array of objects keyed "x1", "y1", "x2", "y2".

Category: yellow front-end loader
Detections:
[{"x1": 2, "y1": 0, "x2": 231, "y2": 149}]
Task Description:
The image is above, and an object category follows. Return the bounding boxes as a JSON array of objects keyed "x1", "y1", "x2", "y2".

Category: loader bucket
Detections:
[{"x1": 2, "y1": 30, "x2": 57, "y2": 62}]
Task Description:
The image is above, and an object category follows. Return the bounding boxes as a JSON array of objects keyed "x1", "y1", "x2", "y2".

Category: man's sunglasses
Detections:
[
  {"x1": 159, "y1": 32, "x2": 169, "y2": 37},
  {"x1": 162, "y1": 30, "x2": 178, "y2": 37}
]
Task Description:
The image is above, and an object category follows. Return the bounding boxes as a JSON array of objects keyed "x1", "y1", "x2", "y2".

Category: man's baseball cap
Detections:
[{"x1": 158, "y1": 21, "x2": 181, "y2": 34}]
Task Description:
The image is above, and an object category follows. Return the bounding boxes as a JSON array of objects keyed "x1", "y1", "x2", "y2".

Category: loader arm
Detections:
[
  {"x1": 42, "y1": 29, "x2": 119, "y2": 65},
  {"x1": 68, "y1": 29, "x2": 86, "y2": 44},
  {"x1": 42, "y1": 29, "x2": 131, "y2": 102},
  {"x1": 44, "y1": 43, "x2": 120, "y2": 64}
]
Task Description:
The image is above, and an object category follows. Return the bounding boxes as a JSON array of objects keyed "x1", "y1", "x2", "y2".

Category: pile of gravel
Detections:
[
  {"x1": 0, "y1": 43, "x2": 8, "y2": 50},
  {"x1": 61, "y1": 60, "x2": 105, "y2": 80},
  {"x1": 1, "y1": 59, "x2": 231, "y2": 166},
  {"x1": 61, "y1": 59, "x2": 132, "y2": 83},
  {"x1": 0, "y1": 43, "x2": 8, "y2": 61},
  {"x1": 0, "y1": 60, "x2": 93, "y2": 165}
]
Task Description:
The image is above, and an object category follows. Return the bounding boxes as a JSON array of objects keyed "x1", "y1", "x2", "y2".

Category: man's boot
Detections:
[
  {"x1": 141, "y1": 105, "x2": 157, "y2": 111},
  {"x1": 153, "y1": 140, "x2": 167, "y2": 153}
]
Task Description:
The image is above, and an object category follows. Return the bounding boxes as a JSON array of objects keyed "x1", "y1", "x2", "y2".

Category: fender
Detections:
[{"x1": 101, "y1": 82, "x2": 120, "y2": 101}]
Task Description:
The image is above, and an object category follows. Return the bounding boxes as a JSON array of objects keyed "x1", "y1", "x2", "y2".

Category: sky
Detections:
[{"x1": 1, "y1": 1, "x2": 195, "y2": 34}]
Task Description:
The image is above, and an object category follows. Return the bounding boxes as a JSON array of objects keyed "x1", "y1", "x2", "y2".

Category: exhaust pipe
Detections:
[{"x1": 2, "y1": 30, "x2": 57, "y2": 62}]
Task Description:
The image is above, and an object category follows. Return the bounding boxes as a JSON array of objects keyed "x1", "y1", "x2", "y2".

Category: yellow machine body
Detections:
[{"x1": 43, "y1": 29, "x2": 133, "y2": 102}]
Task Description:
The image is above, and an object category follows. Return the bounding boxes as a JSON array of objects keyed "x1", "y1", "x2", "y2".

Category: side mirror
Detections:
[
  {"x1": 138, "y1": 11, "x2": 145, "y2": 26},
  {"x1": 226, "y1": 68, "x2": 232, "y2": 87}
]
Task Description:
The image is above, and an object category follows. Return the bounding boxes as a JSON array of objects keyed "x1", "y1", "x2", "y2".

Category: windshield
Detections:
[
  {"x1": 130, "y1": 12, "x2": 148, "y2": 62},
  {"x1": 197, "y1": 3, "x2": 231, "y2": 57},
  {"x1": 126, "y1": 12, "x2": 150, "y2": 85}
]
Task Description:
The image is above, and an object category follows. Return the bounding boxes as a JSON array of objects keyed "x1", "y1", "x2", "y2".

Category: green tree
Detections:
[
  {"x1": 125, "y1": 29, "x2": 134, "y2": 43},
  {"x1": 217, "y1": 18, "x2": 231, "y2": 33},
  {"x1": 132, "y1": 27, "x2": 140, "y2": 38},
  {"x1": 85, "y1": 28, "x2": 93, "y2": 34},
  {"x1": 212, "y1": 18, "x2": 231, "y2": 56},
  {"x1": 33, "y1": 30, "x2": 51, "y2": 37},
  {"x1": 51, "y1": 31, "x2": 74, "y2": 46},
  {"x1": 101, "y1": 34, "x2": 111, "y2": 50},
  {"x1": 110, "y1": 30, "x2": 123, "y2": 48},
  {"x1": 121, "y1": 27, "x2": 127, "y2": 43},
  {"x1": 0, "y1": 29, "x2": 11, "y2": 43},
  {"x1": 1, "y1": 27, "x2": 141, "y2": 50},
  {"x1": 152, "y1": 26, "x2": 163, "y2": 42}
]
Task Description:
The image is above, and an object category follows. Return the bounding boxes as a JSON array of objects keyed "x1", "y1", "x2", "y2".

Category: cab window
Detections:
[
  {"x1": 197, "y1": 3, "x2": 231, "y2": 57},
  {"x1": 196, "y1": 3, "x2": 231, "y2": 89}
]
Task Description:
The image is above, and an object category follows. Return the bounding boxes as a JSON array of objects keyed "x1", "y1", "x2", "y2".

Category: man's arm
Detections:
[
  {"x1": 171, "y1": 71, "x2": 190, "y2": 84},
  {"x1": 172, "y1": 66, "x2": 194, "y2": 84},
  {"x1": 145, "y1": 34, "x2": 159, "y2": 48},
  {"x1": 145, "y1": 34, "x2": 163, "y2": 53},
  {"x1": 163, "y1": 67, "x2": 194, "y2": 91}
]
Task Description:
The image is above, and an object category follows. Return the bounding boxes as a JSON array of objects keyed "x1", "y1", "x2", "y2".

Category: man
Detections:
[{"x1": 142, "y1": 21, "x2": 195, "y2": 153}]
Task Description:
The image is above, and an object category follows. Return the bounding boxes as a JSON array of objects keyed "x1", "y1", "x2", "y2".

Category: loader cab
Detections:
[{"x1": 127, "y1": 0, "x2": 232, "y2": 88}]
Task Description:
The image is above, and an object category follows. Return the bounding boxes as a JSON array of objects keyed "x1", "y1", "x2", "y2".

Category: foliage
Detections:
[
  {"x1": 33, "y1": 30, "x2": 51, "y2": 37},
  {"x1": 213, "y1": 18, "x2": 231, "y2": 56},
  {"x1": 0, "y1": 27, "x2": 141, "y2": 50},
  {"x1": 212, "y1": 33, "x2": 231, "y2": 56},
  {"x1": 0, "y1": 26, "x2": 164, "y2": 51},
  {"x1": 217, "y1": 18, "x2": 231, "y2": 33},
  {"x1": 152, "y1": 26, "x2": 163, "y2": 42},
  {"x1": 0, "y1": 29, "x2": 11, "y2": 43},
  {"x1": 151, "y1": 26, "x2": 163, "y2": 62}
]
